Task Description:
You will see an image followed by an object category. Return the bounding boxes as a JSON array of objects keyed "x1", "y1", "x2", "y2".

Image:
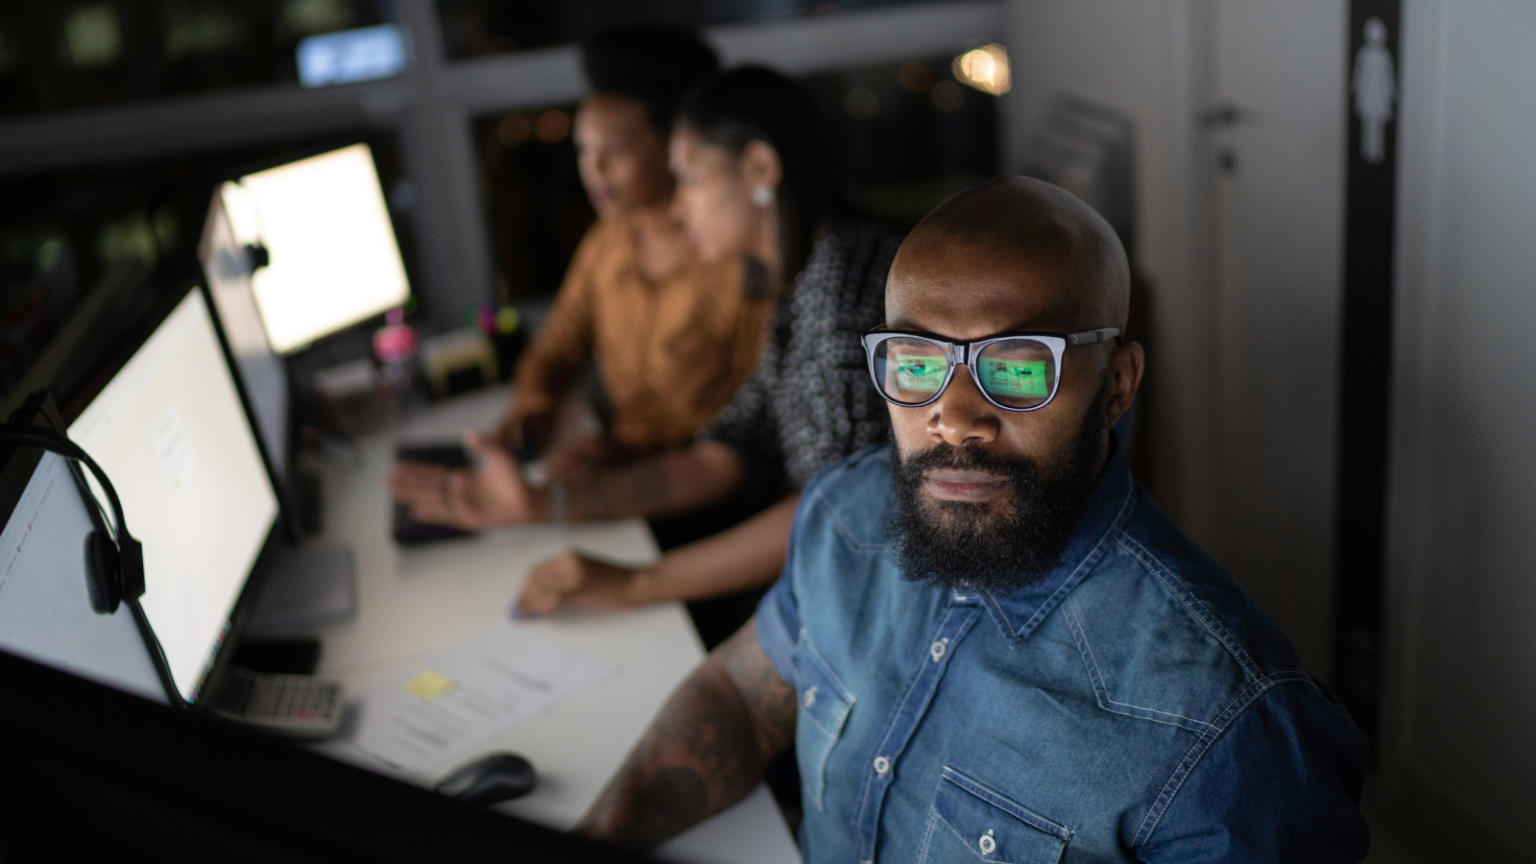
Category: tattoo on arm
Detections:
[
  {"x1": 580, "y1": 619, "x2": 797, "y2": 849},
  {"x1": 721, "y1": 621, "x2": 798, "y2": 758}
]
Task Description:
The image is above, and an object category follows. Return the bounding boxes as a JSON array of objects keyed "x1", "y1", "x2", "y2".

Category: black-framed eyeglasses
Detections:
[{"x1": 860, "y1": 326, "x2": 1121, "y2": 412}]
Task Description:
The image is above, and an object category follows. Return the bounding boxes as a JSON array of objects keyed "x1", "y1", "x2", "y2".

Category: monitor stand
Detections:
[
  {"x1": 296, "y1": 466, "x2": 325, "y2": 535},
  {"x1": 244, "y1": 543, "x2": 357, "y2": 638}
]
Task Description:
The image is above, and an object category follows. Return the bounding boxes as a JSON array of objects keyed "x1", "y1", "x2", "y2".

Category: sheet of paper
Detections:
[{"x1": 349, "y1": 620, "x2": 614, "y2": 777}]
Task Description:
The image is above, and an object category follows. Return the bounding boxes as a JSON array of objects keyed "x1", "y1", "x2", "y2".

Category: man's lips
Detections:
[{"x1": 923, "y1": 468, "x2": 1006, "y2": 502}]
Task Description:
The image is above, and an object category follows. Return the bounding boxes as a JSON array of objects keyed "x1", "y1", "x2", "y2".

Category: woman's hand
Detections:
[
  {"x1": 387, "y1": 429, "x2": 538, "y2": 529},
  {"x1": 513, "y1": 550, "x2": 650, "y2": 618}
]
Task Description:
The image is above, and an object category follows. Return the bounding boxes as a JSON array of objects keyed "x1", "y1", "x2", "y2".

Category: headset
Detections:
[
  {"x1": 0, "y1": 412, "x2": 184, "y2": 708},
  {"x1": 0, "y1": 423, "x2": 144, "y2": 615}
]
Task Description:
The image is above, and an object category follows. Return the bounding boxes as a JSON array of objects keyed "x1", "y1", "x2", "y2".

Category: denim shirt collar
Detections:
[{"x1": 949, "y1": 435, "x2": 1138, "y2": 642}]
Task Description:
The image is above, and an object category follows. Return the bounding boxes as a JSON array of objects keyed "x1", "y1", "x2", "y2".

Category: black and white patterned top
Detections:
[{"x1": 705, "y1": 220, "x2": 900, "y2": 492}]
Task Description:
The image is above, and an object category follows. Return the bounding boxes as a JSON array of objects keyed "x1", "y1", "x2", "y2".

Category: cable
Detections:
[{"x1": 127, "y1": 597, "x2": 186, "y2": 711}]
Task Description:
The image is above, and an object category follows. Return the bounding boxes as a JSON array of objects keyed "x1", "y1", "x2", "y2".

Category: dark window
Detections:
[
  {"x1": 437, "y1": 0, "x2": 946, "y2": 60},
  {"x1": 0, "y1": 133, "x2": 413, "y2": 402},
  {"x1": 0, "y1": 1, "x2": 398, "y2": 118}
]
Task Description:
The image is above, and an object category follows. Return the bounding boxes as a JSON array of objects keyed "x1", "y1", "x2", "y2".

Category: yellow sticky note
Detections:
[{"x1": 404, "y1": 669, "x2": 455, "y2": 701}]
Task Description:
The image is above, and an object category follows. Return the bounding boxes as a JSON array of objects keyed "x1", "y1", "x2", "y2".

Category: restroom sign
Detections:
[{"x1": 1351, "y1": 17, "x2": 1397, "y2": 165}]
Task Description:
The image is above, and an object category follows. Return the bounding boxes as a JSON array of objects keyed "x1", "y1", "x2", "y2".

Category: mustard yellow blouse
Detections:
[{"x1": 512, "y1": 211, "x2": 775, "y2": 452}]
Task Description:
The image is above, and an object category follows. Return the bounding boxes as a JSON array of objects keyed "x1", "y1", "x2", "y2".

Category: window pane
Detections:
[
  {"x1": 0, "y1": 1, "x2": 399, "y2": 118},
  {"x1": 471, "y1": 103, "x2": 594, "y2": 301},
  {"x1": 804, "y1": 55, "x2": 1000, "y2": 228},
  {"x1": 437, "y1": 0, "x2": 950, "y2": 60}
]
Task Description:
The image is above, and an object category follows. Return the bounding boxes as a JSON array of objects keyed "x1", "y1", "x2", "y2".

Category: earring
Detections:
[{"x1": 751, "y1": 185, "x2": 775, "y2": 207}]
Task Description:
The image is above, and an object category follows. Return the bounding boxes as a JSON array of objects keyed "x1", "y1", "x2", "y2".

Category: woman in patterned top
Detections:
[{"x1": 391, "y1": 66, "x2": 898, "y2": 623}]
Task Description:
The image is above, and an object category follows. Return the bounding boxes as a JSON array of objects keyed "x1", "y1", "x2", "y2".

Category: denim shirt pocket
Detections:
[
  {"x1": 919, "y1": 765, "x2": 1072, "y2": 864},
  {"x1": 792, "y1": 629, "x2": 856, "y2": 813}
]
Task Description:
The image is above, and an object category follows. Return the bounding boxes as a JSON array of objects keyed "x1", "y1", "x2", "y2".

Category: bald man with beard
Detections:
[{"x1": 580, "y1": 178, "x2": 1370, "y2": 862}]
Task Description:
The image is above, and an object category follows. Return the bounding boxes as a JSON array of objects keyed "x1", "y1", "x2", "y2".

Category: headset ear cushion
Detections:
[{"x1": 83, "y1": 530, "x2": 121, "y2": 615}]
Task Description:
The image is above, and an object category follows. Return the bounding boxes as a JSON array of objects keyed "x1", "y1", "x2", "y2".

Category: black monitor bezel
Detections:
[
  {"x1": 0, "y1": 645, "x2": 651, "y2": 862},
  {"x1": 196, "y1": 188, "x2": 304, "y2": 544}
]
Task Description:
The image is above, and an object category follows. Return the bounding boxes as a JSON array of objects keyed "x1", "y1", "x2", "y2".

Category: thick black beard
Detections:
[{"x1": 892, "y1": 382, "x2": 1109, "y2": 593}]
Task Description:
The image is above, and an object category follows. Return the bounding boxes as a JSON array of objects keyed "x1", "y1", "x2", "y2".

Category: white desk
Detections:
[{"x1": 305, "y1": 389, "x2": 799, "y2": 863}]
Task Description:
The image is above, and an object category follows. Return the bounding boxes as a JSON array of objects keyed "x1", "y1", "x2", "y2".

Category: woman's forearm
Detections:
[
  {"x1": 563, "y1": 441, "x2": 744, "y2": 522},
  {"x1": 630, "y1": 495, "x2": 799, "y2": 605}
]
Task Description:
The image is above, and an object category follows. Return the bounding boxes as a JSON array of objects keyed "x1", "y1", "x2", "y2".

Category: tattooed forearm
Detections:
[
  {"x1": 580, "y1": 619, "x2": 796, "y2": 849},
  {"x1": 568, "y1": 442, "x2": 743, "y2": 522},
  {"x1": 632, "y1": 767, "x2": 709, "y2": 843},
  {"x1": 722, "y1": 622, "x2": 798, "y2": 756}
]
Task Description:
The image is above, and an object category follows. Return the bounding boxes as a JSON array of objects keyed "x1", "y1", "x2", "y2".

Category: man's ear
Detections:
[
  {"x1": 1101, "y1": 341, "x2": 1145, "y2": 429},
  {"x1": 740, "y1": 140, "x2": 783, "y2": 193}
]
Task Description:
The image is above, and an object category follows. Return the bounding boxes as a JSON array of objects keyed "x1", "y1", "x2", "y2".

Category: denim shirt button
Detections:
[
  {"x1": 803, "y1": 685, "x2": 817, "y2": 708},
  {"x1": 978, "y1": 829, "x2": 997, "y2": 856},
  {"x1": 929, "y1": 638, "x2": 949, "y2": 662},
  {"x1": 873, "y1": 755, "x2": 891, "y2": 776}
]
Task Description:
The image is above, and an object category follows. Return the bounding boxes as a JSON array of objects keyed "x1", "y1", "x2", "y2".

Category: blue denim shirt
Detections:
[{"x1": 756, "y1": 442, "x2": 1369, "y2": 863}]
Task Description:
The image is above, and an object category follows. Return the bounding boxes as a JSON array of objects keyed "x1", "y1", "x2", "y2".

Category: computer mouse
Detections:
[{"x1": 433, "y1": 752, "x2": 537, "y2": 806}]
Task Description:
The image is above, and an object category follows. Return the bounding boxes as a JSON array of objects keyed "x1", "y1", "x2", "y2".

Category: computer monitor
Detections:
[
  {"x1": 0, "y1": 399, "x2": 166, "y2": 704},
  {"x1": 67, "y1": 288, "x2": 278, "y2": 704},
  {"x1": 221, "y1": 142, "x2": 411, "y2": 354},
  {"x1": 198, "y1": 192, "x2": 299, "y2": 538}
]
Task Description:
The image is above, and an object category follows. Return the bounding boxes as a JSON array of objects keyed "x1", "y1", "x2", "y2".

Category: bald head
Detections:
[{"x1": 887, "y1": 177, "x2": 1130, "y2": 336}]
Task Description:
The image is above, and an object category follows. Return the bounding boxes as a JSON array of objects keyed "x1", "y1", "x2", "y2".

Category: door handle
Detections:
[{"x1": 1198, "y1": 103, "x2": 1255, "y2": 129}]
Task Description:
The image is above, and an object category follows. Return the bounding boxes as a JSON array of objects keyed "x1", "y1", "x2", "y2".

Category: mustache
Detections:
[{"x1": 899, "y1": 443, "x2": 1041, "y2": 479}]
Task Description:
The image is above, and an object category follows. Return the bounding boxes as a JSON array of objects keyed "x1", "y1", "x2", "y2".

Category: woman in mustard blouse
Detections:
[{"x1": 499, "y1": 27, "x2": 774, "y2": 479}]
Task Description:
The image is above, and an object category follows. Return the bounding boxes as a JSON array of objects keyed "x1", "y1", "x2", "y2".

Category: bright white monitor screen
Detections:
[
  {"x1": 0, "y1": 452, "x2": 166, "y2": 703},
  {"x1": 200, "y1": 192, "x2": 290, "y2": 481},
  {"x1": 68, "y1": 290, "x2": 278, "y2": 703},
  {"x1": 222, "y1": 142, "x2": 410, "y2": 354}
]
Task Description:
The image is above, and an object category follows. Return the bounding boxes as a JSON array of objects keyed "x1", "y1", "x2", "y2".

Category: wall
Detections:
[{"x1": 1380, "y1": 0, "x2": 1536, "y2": 858}]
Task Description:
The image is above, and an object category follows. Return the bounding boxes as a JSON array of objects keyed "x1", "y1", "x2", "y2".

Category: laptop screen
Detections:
[{"x1": 68, "y1": 289, "x2": 278, "y2": 703}]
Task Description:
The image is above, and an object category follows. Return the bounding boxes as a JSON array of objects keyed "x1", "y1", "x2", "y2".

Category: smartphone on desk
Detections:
[{"x1": 392, "y1": 442, "x2": 475, "y2": 544}]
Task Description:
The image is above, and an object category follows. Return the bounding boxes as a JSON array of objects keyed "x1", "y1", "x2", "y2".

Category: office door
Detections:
[{"x1": 1201, "y1": 0, "x2": 1347, "y2": 678}]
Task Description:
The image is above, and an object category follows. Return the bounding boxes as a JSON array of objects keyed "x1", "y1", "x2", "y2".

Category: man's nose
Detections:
[{"x1": 927, "y1": 365, "x2": 999, "y2": 447}]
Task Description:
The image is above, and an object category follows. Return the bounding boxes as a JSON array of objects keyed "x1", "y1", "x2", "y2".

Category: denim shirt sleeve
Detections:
[
  {"x1": 755, "y1": 467, "x2": 833, "y2": 681},
  {"x1": 754, "y1": 570, "x2": 799, "y2": 683},
  {"x1": 1135, "y1": 677, "x2": 1371, "y2": 862}
]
